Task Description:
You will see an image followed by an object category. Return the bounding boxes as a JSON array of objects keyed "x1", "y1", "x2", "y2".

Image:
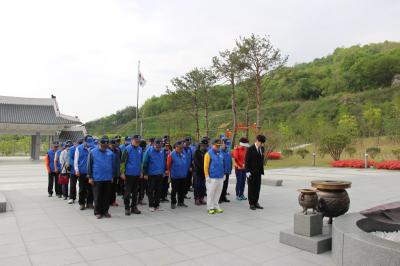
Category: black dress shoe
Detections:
[
  {"x1": 131, "y1": 207, "x2": 141, "y2": 214},
  {"x1": 171, "y1": 204, "x2": 176, "y2": 209},
  {"x1": 255, "y1": 204, "x2": 264, "y2": 209},
  {"x1": 125, "y1": 209, "x2": 131, "y2": 216},
  {"x1": 221, "y1": 198, "x2": 230, "y2": 203},
  {"x1": 178, "y1": 203, "x2": 188, "y2": 207},
  {"x1": 250, "y1": 205, "x2": 257, "y2": 210}
]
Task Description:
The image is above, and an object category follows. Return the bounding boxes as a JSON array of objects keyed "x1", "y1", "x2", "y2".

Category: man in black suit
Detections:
[{"x1": 245, "y1": 135, "x2": 266, "y2": 210}]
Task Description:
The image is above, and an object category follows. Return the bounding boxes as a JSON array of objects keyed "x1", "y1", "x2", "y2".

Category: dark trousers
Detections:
[
  {"x1": 69, "y1": 174, "x2": 78, "y2": 200},
  {"x1": 171, "y1": 178, "x2": 186, "y2": 205},
  {"x1": 185, "y1": 170, "x2": 192, "y2": 194},
  {"x1": 235, "y1": 169, "x2": 246, "y2": 197},
  {"x1": 138, "y1": 178, "x2": 147, "y2": 203},
  {"x1": 147, "y1": 175, "x2": 163, "y2": 208},
  {"x1": 117, "y1": 178, "x2": 125, "y2": 196},
  {"x1": 124, "y1": 175, "x2": 140, "y2": 210},
  {"x1": 48, "y1": 172, "x2": 61, "y2": 195},
  {"x1": 220, "y1": 173, "x2": 230, "y2": 201},
  {"x1": 110, "y1": 177, "x2": 118, "y2": 204},
  {"x1": 161, "y1": 176, "x2": 169, "y2": 199},
  {"x1": 248, "y1": 174, "x2": 261, "y2": 206},
  {"x1": 78, "y1": 174, "x2": 93, "y2": 206},
  {"x1": 193, "y1": 172, "x2": 206, "y2": 199},
  {"x1": 62, "y1": 184, "x2": 69, "y2": 198},
  {"x1": 93, "y1": 180, "x2": 112, "y2": 215}
]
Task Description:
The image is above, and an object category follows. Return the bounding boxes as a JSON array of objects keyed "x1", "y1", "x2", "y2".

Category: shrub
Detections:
[
  {"x1": 392, "y1": 149, "x2": 400, "y2": 160},
  {"x1": 331, "y1": 159, "x2": 375, "y2": 169},
  {"x1": 296, "y1": 148, "x2": 310, "y2": 159},
  {"x1": 320, "y1": 134, "x2": 351, "y2": 161},
  {"x1": 366, "y1": 147, "x2": 381, "y2": 159},
  {"x1": 281, "y1": 149, "x2": 294, "y2": 157},
  {"x1": 345, "y1": 147, "x2": 357, "y2": 158},
  {"x1": 267, "y1": 152, "x2": 282, "y2": 160},
  {"x1": 374, "y1": 160, "x2": 400, "y2": 170}
]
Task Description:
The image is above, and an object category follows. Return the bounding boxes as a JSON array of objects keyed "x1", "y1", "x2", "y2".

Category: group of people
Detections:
[{"x1": 45, "y1": 133, "x2": 267, "y2": 219}]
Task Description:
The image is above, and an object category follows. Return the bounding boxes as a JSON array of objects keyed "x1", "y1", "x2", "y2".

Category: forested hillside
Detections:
[{"x1": 85, "y1": 41, "x2": 400, "y2": 145}]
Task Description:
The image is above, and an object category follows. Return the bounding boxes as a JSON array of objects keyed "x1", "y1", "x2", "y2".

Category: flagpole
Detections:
[{"x1": 136, "y1": 60, "x2": 140, "y2": 134}]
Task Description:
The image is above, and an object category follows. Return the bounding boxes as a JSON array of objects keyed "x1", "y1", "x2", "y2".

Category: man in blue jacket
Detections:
[
  {"x1": 108, "y1": 138, "x2": 121, "y2": 207},
  {"x1": 87, "y1": 136, "x2": 115, "y2": 219},
  {"x1": 167, "y1": 141, "x2": 190, "y2": 209},
  {"x1": 74, "y1": 135, "x2": 94, "y2": 210},
  {"x1": 160, "y1": 138, "x2": 172, "y2": 203},
  {"x1": 183, "y1": 137, "x2": 193, "y2": 198},
  {"x1": 204, "y1": 139, "x2": 225, "y2": 214},
  {"x1": 119, "y1": 136, "x2": 130, "y2": 154},
  {"x1": 220, "y1": 138, "x2": 232, "y2": 203},
  {"x1": 142, "y1": 139, "x2": 166, "y2": 211},
  {"x1": 67, "y1": 138, "x2": 83, "y2": 204},
  {"x1": 120, "y1": 134, "x2": 143, "y2": 216},
  {"x1": 45, "y1": 141, "x2": 60, "y2": 197}
]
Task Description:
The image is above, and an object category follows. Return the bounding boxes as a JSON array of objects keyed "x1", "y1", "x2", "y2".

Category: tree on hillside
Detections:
[
  {"x1": 362, "y1": 105, "x2": 383, "y2": 142},
  {"x1": 337, "y1": 114, "x2": 359, "y2": 139},
  {"x1": 383, "y1": 96, "x2": 400, "y2": 143},
  {"x1": 197, "y1": 68, "x2": 217, "y2": 137},
  {"x1": 171, "y1": 69, "x2": 204, "y2": 141},
  {"x1": 237, "y1": 34, "x2": 288, "y2": 133},
  {"x1": 319, "y1": 134, "x2": 351, "y2": 161},
  {"x1": 212, "y1": 48, "x2": 245, "y2": 147},
  {"x1": 242, "y1": 79, "x2": 256, "y2": 139}
]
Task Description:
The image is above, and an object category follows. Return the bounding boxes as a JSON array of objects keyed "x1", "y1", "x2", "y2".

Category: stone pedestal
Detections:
[
  {"x1": 280, "y1": 212, "x2": 332, "y2": 254},
  {"x1": 294, "y1": 212, "x2": 323, "y2": 237},
  {"x1": 280, "y1": 225, "x2": 332, "y2": 254}
]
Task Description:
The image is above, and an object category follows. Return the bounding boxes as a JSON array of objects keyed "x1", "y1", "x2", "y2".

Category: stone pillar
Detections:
[
  {"x1": 31, "y1": 133, "x2": 41, "y2": 160},
  {"x1": 30, "y1": 136, "x2": 35, "y2": 159}
]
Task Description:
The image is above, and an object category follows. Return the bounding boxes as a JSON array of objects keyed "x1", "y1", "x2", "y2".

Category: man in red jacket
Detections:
[{"x1": 232, "y1": 137, "x2": 249, "y2": 201}]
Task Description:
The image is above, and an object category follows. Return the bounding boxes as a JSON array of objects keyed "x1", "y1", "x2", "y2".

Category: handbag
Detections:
[{"x1": 58, "y1": 173, "x2": 69, "y2": 185}]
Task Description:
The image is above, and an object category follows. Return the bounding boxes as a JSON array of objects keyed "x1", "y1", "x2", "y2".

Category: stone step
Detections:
[
  {"x1": 228, "y1": 177, "x2": 283, "y2": 186},
  {"x1": 0, "y1": 192, "x2": 7, "y2": 212},
  {"x1": 279, "y1": 225, "x2": 332, "y2": 254}
]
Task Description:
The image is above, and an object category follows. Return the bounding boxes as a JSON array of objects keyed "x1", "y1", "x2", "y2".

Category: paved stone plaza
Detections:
[{"x1": 0, "y1": 157, "x2": 399, "y2": 266}]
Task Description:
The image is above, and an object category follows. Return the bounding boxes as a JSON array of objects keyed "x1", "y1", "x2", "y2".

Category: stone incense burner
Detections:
[
  {"x1": 297, "y1": 188, "x2": 318, "y2": 214},
  {"x1": 311, "y1": 180, "x2": 352, "y2": 224}
]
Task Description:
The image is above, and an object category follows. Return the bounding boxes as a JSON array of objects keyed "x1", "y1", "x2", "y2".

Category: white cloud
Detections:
[{"x1": 0, "y1": 0, "x2": 399, "y2": 122}]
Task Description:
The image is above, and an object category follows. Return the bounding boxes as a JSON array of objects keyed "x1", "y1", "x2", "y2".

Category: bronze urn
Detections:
[
  {"x1": 311, "y1": 180, "x2": 352, "y2": 224},
  {"x1": 297, "y1": 189, "x2": 318, "y2": 214}
]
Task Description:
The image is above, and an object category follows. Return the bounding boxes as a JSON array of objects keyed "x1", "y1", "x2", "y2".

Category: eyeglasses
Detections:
[{"x1": 100, "y1": 140, "x2": 109, "y2": 144}]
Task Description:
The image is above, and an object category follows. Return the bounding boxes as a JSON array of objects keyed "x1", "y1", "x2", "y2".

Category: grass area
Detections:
[{"x1": 265, "y1": 136, "x2": 400, "y2": 169}]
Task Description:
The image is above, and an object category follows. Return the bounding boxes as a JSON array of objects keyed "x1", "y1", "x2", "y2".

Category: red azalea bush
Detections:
[
  {"x1": 331, "y1": 159, "x2": 375, "y2": 168},
  {"x1": 331, "y1": 159, "x2": 400, "y2": 170},
  {"x1": 374, "y1": 161, "x2": 400, "y2": 170},
  {"x1": 267, "y1": 152, "x2": 282, "y2": 160}
]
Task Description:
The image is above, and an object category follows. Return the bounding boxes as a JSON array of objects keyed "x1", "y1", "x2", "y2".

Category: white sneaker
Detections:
[
  {"x1": 149, "y1": 207, "x2": 156, "y2": 212},
  {"x1": 68, "y1": 199, "x2": 74, "y2": 204}
]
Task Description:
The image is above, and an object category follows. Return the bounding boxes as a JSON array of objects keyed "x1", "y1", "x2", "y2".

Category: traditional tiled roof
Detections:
[
  {"x1": 0, "y1": 95, "x2": 81, "y2": 125},
  {"x1": 58, "y1": 126, "x2": 86, "y2": 142}
]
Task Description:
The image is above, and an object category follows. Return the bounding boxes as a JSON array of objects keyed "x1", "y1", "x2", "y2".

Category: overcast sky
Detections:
[{"x1": 0, "y1": 0, "x2": 399, "y2": 122}]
